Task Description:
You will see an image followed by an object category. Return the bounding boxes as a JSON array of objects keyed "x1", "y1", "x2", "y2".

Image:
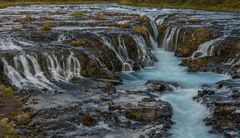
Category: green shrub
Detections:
[{"x1": 0, "y1": 85, "x2": 13, "y2": 97}]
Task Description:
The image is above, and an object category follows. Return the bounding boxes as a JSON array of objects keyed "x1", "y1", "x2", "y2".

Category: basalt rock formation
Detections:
[{"x1": 0, "y1": 4, "x2": 240, "y2": 138}]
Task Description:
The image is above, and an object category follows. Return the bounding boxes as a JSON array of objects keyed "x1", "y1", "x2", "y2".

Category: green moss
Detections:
[
  {"x1": 41, "y1": 22, "x2": 53, "y2": 31},
  {"x1": 132, "y1": 26, "x2": 149, "y2": 37},
  {"x1": 0, "y1": 85, "x2": 14, "y2": 97},
  {"x1": 118, "y1": 23, "x2": 130, "y2": 28},
  {"x1": 70, "y1": 39, "x2": 92, "y2": 47},
  {"x1": 70, "y1": 12, "x2": 86, "y2": 17}
]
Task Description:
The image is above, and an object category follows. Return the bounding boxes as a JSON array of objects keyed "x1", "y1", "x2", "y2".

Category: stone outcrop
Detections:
[
  {"x1": 145, "y1": 80, "x2": 179, "y2": 92},
  {"x1": 194, "y1": 79, "x2": 240, "y2": 137}
]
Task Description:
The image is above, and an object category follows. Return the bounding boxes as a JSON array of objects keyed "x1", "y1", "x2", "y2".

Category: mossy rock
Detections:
[
  {"x1": 175, "y1": 27, "x2": 220, "y2": 57},
  {"x1": 132, "y1": 25, "x2": 149, "y2": 38},
  {"x1": 181, "y1": 57, "x2": 210, "y2": 71},
  {"x1": 70, "y1": 12, "x2": 87, "y2": 17},
  {"x1": 70, "y1": 39, "x2": 92, "y2": 47},
  {"x1": 41, "y1": 22, "x2": 53, "y2": 31}
]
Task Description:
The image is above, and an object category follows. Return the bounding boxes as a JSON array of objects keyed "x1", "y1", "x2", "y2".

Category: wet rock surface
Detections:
[
  {"x1": 194, "y1": 79, "x2": 240, "y2": 137},
  {"x1": 0, "y1": 3, "x2": 239, "y2": 138},
  {"x1": 16, "y1": 81, "x2": 173, "y2": 137},
  {"x1": 145, "y1": 80, "x2": 179, "y2": 92}
]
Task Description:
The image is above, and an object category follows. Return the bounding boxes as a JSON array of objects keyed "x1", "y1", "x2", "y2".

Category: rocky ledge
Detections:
[
  {"x1": 16, "y1": 80, "x2": 173, "y2": 137},
  {"x1": 194, "y1": 79, "x2": 240, "y2": 137}
]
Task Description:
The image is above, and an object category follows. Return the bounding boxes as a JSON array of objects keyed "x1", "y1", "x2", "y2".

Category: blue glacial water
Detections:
[{"x1": 120, "y1": 48, "x2": 229, "y2": 138}]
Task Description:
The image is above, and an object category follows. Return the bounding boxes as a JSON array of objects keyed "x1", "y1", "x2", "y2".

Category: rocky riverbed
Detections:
[{"x1": 0, "y1": 4, "x2": 239, "y2": 138}]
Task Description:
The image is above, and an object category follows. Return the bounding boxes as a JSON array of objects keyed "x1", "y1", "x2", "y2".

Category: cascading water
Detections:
[
  {"x1": 2, "y1": 54, "x2": 53, "y2": 89},
  {"x1": 120, "y1": 17, "x2": 228, "y2": 138},
  {"x1": 131, "y1": 34, "x2": 155, "y2": 66},
  {"x1": 192, "y1": 37, "x2": 223, "y2": 59},
  {"x1": 2, "y1": 52, "x2": 83, "y2": 89},
  {"x1": 120, "y1": 48, "x2": 228, "y2": 138},
  {"x1": 161, "y1": 27, "x2": 181, "y2": 51},
  {"x1": 0, "y1": 4, "x2": 239, "y2": 137},
  {"x1": 96, "y1": 33, "x2": 154, "y2": 71},
  {"x1": 97, "y1": 34, "x2": 133, "y2": 72},
  {"x1": 0, "y1": 37, "x2": 22, "y2": 51}
]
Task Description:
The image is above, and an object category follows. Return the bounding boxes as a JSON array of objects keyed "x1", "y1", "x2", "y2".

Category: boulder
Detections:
[
  {"x1": 145, "y1": 80, "x2": 179, "y2": 92},
  {"x1": 124, "y1": 101, "x2": 172, "y2": 123}
]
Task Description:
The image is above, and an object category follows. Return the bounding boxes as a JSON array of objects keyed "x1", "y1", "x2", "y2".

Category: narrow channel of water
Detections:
[{"x1": 120, "y1": 49, "x2": 229, "y2": 138}]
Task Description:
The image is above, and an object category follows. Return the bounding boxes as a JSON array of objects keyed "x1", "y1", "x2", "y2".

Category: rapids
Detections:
[{"x1": 120, "y1": 49, "x2": 228, "y2": 138}]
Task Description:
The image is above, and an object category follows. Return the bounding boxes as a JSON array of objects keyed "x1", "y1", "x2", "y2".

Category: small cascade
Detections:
[
  {"x1": 161, "y1": 27, "x2": 181, "y2": 52},
  {"x1": 131, "y1": 34, "x2": 154, "y2": 66},
  {"x1": 96, "y1": 34, "x2": 133, "y2": 72},
  {"x1": 156, "y1": 18, "x2": 164, "y2": 26},
  {"x1": 146, "y1": 15, "x2": 159, "y2": 49},
  {"x1": 2, "y1": 52, "x2": 83, "y2": 89},
  {"x1": 86, "y1": 52, "x2": 112, "y2": 74},
  {"x1": 96, "y1": 33, "x2": 155, "y2": 71},
  {"x1": 57, "y1": 34, "x2": 74, "y2": 42},
  {"x1": 0, "y1": 37, "x2": 22, "y2": 51},
  {"x1": 117, "y1": 36, "x2": 133, "y2": 71},
  {"x1": 147, "y1": 15, "x2": 159, "y2": 39},
  {"x1": 192, "y1": 37, "x2": 223, "y2": 59},
  {"x1": 2, "y1": 54, "x2": 53, "y2": 89},
  {"x1": 224, "y1": 58, "x2": 240, "y2": 66},
  {"x1": 44, "y1": 52, "x2": 83, "y2": 81}
]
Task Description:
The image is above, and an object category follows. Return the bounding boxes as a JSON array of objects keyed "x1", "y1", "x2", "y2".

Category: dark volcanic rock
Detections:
[
  {"x1": 145, "y1": 80, "x2": 179, "y2": 92},
  {"x1": 194, "y1": 79, "x2": 240, "y2": 137},
  {"x1": 124, "y1": 100, "x2": 172, "y2": 123}
]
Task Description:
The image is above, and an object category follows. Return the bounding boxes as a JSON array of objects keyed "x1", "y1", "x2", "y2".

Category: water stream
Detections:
[{"x1": 120, "y1": 49, "x2": 228, "y2": 138}]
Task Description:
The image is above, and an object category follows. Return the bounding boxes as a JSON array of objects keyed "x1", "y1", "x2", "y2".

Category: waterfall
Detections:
[
  {"x1": 57, "y1": 34, "x2": 74, "y2": 42},
  {"x1": 146, "y1": 15, "x2": 159, "y2": 49},
  {"x1": 44, "y1": 52, "x2": 83, "y2": 81},
  {"x1": 192, "y1": 37, "x2": 223, "y2": 59},
  {"x1": 2, "y1": 54, "x2": 53, "y2": 89},
  {"x1": 96, "y1": 34, "x2": 136, "y2": 72},
  {"x1": 0, "y1": 37, "x2": 23, "y2": 51},
  {"x1": 147, "y1": 15, "x2": 159, "y2": 39},
  {"x1": 224, "y1": 58, "x2": 240, "y2": 66},
  {"x1": 161, "y1": 27, "x2": 181, "y2": 52},
  {"x1": 97, "y1": 34, "x2": 133, "y2": 72},
  {"x1": 2, "y1": 52, "x2": 83, "y2": 89},
  {"x1": 131, "y1": 34, "x2": 154, "y2": 67}
]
